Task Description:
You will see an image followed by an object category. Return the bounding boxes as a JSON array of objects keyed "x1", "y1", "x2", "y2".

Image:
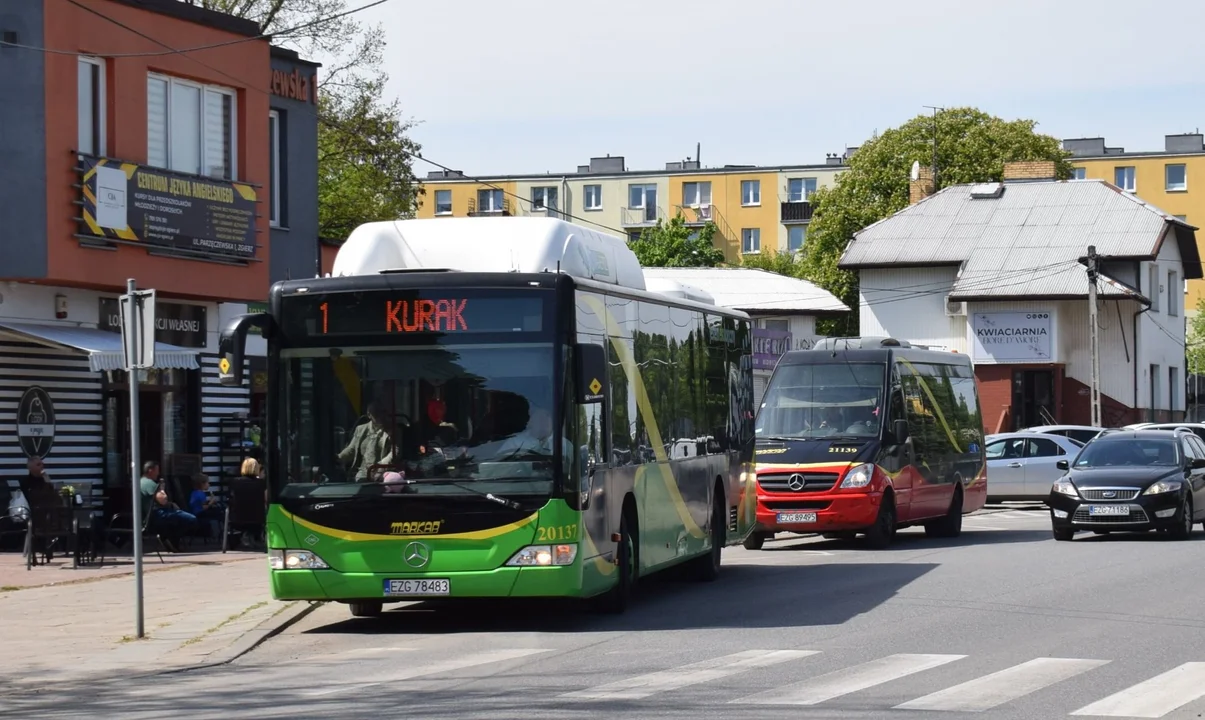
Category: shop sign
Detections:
[
  {"x1": 969, "y1": 311, "x2": 1055, "y2": 364},
  {"x1": 99, "y1": 298, "x2": 207, "y2": 348},
  {"x1": 270, "y1": 67, "x2": 317, "y2": 104},
  {"x1": 16, "y1": 386, "x2": 55, "y2": 458},
  {"x1": 78, "y1": 156, "x2": 257, "y2": 260},
  {"x1": 753, "y1": 328, "x2": 792, "y2": 370}
]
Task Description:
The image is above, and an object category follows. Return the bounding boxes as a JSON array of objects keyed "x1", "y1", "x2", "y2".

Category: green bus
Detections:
[{"x1": 218, "y1": 217, "x2": 757, "y2": 616}]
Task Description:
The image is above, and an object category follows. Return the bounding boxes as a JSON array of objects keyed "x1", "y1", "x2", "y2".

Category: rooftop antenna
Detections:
[{"x1": 697, "y1": 141, "x2": 701, "y2": 166}]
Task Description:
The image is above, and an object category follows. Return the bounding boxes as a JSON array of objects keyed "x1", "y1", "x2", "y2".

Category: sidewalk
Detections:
[{"x1": 0, "y1": 549, "x2": 318, "y2": 689}]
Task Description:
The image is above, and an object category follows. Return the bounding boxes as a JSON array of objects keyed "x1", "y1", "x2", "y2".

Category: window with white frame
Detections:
[
  {"x1": 268, "y1": 110, "x2": 281, "y2": 227},
  {"x1": 682, "y1": 181, "x2": 712, "y2": 207},
  {"x1": 1169, "y1": 270, "x2": 1180, "y2": 316},
  {"x1": 1149, "y1": 263, "x2": 1161, "y2": 312},
  {"x1": 787, "y1": 177, "x2": 817, "y2": 202},
  {"x1": 1166, "y1": 163, "x2": 1187, "y2": 191},
  {"x1": 583, "y1": 184, "x2": 602, "y2": 210},
  {"x1": 742, "y1": 228, "x2": 760, "y2": 253},
  {"x1": 434, "y1": 189, "x2": 452, "y2": 215},
  {"x1": 78, "y1": 56, "x2": 105, "y2": 156},
  {"x1": 532, "y1": 186, "x2": 558, "y2": 212},
  {"x1": 147, "y1": 73, "x2": 236, "y2": 180},
  {"x1": 741, "y1": 180, "x2": 760, "y2": 206},
  {"x1": 788, "y1": 226, "x2": 806, "y2": 253},
  {"x1": 476, "y1": 188, "x2": 504, "y2": 213},
  {"x1": 1114, "y1": 166, "x2": 1135, "y2": 192},
  {"x1": 1071, "y1": 167, "x2": 1086, "y2": 180}
]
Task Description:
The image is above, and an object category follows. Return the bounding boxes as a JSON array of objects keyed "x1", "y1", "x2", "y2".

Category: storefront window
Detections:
[{"x1": 102, "y1": 369, "x2": 199, "y2": 490}]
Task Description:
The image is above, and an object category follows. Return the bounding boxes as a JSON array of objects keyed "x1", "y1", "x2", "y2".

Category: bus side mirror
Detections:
[
  {"x1": 574, "y1": 343, "x2": 607, "y2": 404},
  {"x1": 218, "y1": 313, "x2": 272, "y2": 387},
  {"x1": 893, "y1": 419, "x2": 909, "y2": 443}
]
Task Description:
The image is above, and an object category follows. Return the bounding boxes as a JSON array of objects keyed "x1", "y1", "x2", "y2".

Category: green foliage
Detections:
[
  {"x1": 802, "y1": 107, "x2": 1074, "y2": 336},
  {"x1": 190, "y1": 0, "x2": 422, "y2": 241},
  {"x1": 740, "y1": 249, "x2": 807, "y2": 278},
  {"x1": 1189, "y1": 298, "x2": 1205, "y2": 375},
  {"x1": 629, "y1": 214, "x2": 725, "y2": 267}
]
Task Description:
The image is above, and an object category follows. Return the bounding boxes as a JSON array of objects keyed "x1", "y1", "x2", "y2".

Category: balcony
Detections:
[
  {"x1": 675, "y1": 204, "x2": 714, "y2": 225},
  {"x1": 467, "y1": 198, "x2": 512, "y2": 216},
  {"x1": 780, "y1": 200, "x2": 814, "y2": 224},
  {"x1": 622, "y1": 205, "x2": 665, "y2": 227}
]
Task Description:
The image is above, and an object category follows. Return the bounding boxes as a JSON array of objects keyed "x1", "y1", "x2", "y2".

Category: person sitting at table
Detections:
[
  {"x1": 188, "y1": 473, "x2": 225, "y2": 540},
  {"x1": 139, "y1": 460, "x2": 197, "y2": 553}
]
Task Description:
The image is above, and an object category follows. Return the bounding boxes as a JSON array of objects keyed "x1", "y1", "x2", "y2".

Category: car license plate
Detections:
[
  {"x1": 777, "y1": 512, "x2": 817, "y2": 524},
  {"x1": 1087, "y1": 505, "x2": 1129, "y2": 516},
  {"x1": 383, "y1": 579, "x2": 450, "y2": 597}
]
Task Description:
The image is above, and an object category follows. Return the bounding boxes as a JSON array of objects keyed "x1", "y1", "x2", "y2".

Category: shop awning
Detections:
[{"x1": 0, "y1": 321, "x2": 200, "y2": 372}]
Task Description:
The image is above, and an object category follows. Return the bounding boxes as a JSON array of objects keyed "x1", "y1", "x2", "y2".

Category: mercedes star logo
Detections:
[
  {"x1": 787, "y1": 474, "x2": 806, "y2": 491},
  {"x1": 403, "y1": 541, "x2": 430, "y2": 568}
]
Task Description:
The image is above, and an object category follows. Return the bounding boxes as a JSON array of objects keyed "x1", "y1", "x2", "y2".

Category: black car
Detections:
[{"x1": 1048, "y1": 428, "x2": 1205, "y2": 541}]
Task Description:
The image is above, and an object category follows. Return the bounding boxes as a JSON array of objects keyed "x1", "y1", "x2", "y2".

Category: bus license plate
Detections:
[
  {"x1": 383, "y1": 579, "x2": 450, "y2": 597},
  {"x1": 1087, "y1": 505, "x2": 1128, "y2": 516},
  {"x1": 777, "y1": 512, "x2": 817, "y2": 524}
]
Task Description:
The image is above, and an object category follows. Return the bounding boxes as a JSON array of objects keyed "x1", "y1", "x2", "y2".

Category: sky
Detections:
[{"x1": 344, "y1": 0, "x2": 1205, "y2": 178}]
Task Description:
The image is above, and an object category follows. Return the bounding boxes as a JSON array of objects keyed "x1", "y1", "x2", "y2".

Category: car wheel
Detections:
[
  {"x1": 1170, "y1": 495, "x2": 1194, "y2": 541},
  {"x1": 743, "y1": 532, "x2": 767, "y2": 550},
  {"x1": 1053, "y1": 528, "x2": 1074, "y2": 541},
  {"x1": 864, "y1": 498, "x2": 896, "y2": 549}
]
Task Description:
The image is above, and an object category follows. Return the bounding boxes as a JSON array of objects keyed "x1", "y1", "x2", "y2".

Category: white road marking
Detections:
[
  {"x1": 895, "y1": 657, "x2": 1109, "y2": 712},
  {"x1": 1070, "y1": 662, "x2": 1205, "y2": 718},
  {"x1": 303, "y1": 648, "x2": 552, "y2": 697},
  {"x1": 562, "y1": 649, "x2": 818, "y2": 700},
  {"x1": 736, "y1": 653, "x2": 965, "y2": 706}
]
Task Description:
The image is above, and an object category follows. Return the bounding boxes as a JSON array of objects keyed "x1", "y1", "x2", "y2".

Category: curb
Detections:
[{"x1": 195, "y1": 599, "x2": 325, "y2": 669}]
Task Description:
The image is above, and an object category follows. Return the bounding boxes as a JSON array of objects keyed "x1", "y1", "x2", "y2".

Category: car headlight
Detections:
[
  {"x1": 1052, "y1": 479, "x2": 1079, "y2": 497},
  {"x1": 506, "y1": 544, "x2": 578, "y2": 566},
  {"x1": 269, "y1": 549, "x2": 330, "y2": 570},
  {"x1": 839, "y1": 463, "x2": 875, "y2": 489},
  {"x1": 1144, "y1": 480, "x2": 1182, "y2": 495}
]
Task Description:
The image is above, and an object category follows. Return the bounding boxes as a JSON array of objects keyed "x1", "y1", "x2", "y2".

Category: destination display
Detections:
[{"x1": 280, "y1": 290, "x2": 549, "y2": 338}]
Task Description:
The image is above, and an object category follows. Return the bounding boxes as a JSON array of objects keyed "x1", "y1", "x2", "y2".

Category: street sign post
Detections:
[{"x1": 119, "y1": 279, "x2": 155, "y2": 639}]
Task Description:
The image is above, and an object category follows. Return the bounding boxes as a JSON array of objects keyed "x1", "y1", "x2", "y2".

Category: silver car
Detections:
[
  {"x1": 1019, "y1": 424, "x2": 1104, "y2": 444},
  {"x1": 986, "y1": 432, "x2": 1084, "y2": 501}
]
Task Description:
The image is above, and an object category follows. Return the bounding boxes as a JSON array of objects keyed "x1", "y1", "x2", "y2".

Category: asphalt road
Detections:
[{"x1": 9, "y1": 503, "x2": 1205, "y2": 719}]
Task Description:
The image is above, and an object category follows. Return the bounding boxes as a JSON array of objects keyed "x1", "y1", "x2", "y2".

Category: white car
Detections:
[
  {"x1": 1019, "y1": 424, "x2": 1104, "y2": 444},
  {"x1": 1122, "y1": 422, "x2": 1205, "y2": 442},
  {"x1": 985, "y1": 432, "x2": 1084, "y2": 501}
]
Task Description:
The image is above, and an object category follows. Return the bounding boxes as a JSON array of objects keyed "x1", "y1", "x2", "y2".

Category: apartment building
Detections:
[
  {"x1": 416, "y1": 152, "x2": 853, "y2": 262},
  {"x1": 1064, "y1": 134, "x2": 1205, "y2": 310}
]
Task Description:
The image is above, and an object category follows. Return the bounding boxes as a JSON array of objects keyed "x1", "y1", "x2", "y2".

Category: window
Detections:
[
  {"x1": 741, "y1": 180, "x2": 761, "y2": 206},
  {"x1": 268, "y1": 110, "x2": 281, "y2": 227},
  {"x1": 1114, "y1": 166, "x2": 1135, "y2": 192},
  {"x1": 78, "y1": 57, "x2": 105, "y2": 156},
  {"x1": 741, "y1": 228, "x2": 760, "y2": 254},
  {"x1": 1149, "y1": 263, "x2": 1161, "y2": 312},
  {"x1": 1071, "y1": 167, "x2": 1086, "y2": 180},
  {"x1": 1166, "y1": 163, "x2": 1188, "y2": 191},
  {"x1": 1169, "y1": 270, "x2": 1180, "y2": 316},
  {"x1": 434, "y1": 189, "x2": 452, "y2": 215},
  {"x1": 147, "y1": 73, "x2": 236, "y2": 180},
  {"x1": 476, "y1": 188, "x2": 504, "y2": 213},
  {"x1": 583, "y1": 184, "x2": 602, "y2": 210},
  {"x1": 787, "y1": 177, "x2": 817, "y2": 202},
  {"x1": 788, "y1": 226, "x2": 806, "y2": 253},
  {"x1": 682, "y1": 181, "x2": 712, "y2": 207},
  {"x1": 1170, "y1": 367, "x2": 1180, "y2": 413},
  {"x1": 628, "y1": 184, "x2": 656, "y2": 208},
  {"x1": 1026, "y1": 438, "x2": 1065, "y2": 457},
  {"x1": 532, "y1": 186, "x2": 559, "y2": 212},
  {"x1": 761, "y1": 318, "x2": 789, "y2": 331}
]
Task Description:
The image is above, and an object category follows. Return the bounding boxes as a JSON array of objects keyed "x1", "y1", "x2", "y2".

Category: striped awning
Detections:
[{"x1": 0, "y1": 321, "x2": 200, "y2": 372}]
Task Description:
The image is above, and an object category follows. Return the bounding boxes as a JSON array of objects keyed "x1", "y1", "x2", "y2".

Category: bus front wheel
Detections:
[
  {"x1": 594, "y1": 508, "x2": 635, "y2": 614},
  {"x1": 348, "y1": 600, "x2": 383, "y2": 618}
]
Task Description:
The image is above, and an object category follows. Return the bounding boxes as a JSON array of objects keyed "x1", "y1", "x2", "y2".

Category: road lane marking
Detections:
[
  {"x1": 736, "y1": 653, "x2": 965, "y2": 706},
  {"x1": 561, "y1": 649, "x2": 818, "y2": 700},
  {"x1": 1070, "y1": 662, "x2": 1205, "y2": 718},
  {"x1": 895, "y1": 657, "x2": 1109, "y2": 712},
  {"x1": 303, "y1": 648, "x2": 552, "y2": 697}
]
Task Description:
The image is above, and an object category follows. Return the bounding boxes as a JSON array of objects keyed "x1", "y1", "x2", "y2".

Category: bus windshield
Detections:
[
  {"x1": 276, "y1": 343, "x2": 561, "y2": 500},
  {"x1": 757, "y1": 362, "x2": 886, "y2": 439}
]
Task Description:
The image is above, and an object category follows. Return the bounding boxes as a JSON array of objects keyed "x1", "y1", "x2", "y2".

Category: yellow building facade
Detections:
[
  {"x1": 1066, "y1": 134, "x2": 1205, "y2": 309},
  {"x1": 415, "y1": 155, "x2": 844, "y2": 264}
]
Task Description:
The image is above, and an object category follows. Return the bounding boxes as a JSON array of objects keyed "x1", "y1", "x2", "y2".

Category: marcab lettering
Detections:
[{"x1": 390, "y1": 520, "x2": 443, "y2": 535}]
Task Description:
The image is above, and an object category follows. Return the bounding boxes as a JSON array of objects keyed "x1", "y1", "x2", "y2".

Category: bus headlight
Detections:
[
  {"x1": 506, "y1": 544, "x2": 578, "y2": 566},
  {"x1": 839, "y1": 463, "x2": 875, "y2": 489},
  {"x1": 269, "y1": 549, "x2": 330, "y2": 570}
]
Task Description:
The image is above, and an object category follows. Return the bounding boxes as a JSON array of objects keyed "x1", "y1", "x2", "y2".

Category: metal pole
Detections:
[
  {"x1": 1087, "y1": 247, "x2": 1102, "y2": 427},
  {"x1": 127, "y1": 277, "x2": 145, "y2": 639}
]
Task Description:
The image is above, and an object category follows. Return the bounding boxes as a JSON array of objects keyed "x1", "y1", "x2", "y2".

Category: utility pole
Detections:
[
  {"x1": 923, "y1": 105, "x2": 943, "y2": 190},
  {"x1": 1086, "y1": 246, "x2": 1102, "y2": 427}
]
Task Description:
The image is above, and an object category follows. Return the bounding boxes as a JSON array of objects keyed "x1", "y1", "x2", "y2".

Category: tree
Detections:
[
  {"x1": 802, "y1": 107, "x2": 1074, "y2": 335},
  {"x1": 629, "y1": 213, "x2": 725, "y2": 267},
  {"x1": 186, "y1": 1, "x2": 422, "y2": 241},
  {"x1": 740, "y1": 249, "x2": 807, "y2": 278},
  {"x1": 1188, "y1": 298, "x2": 1205, "y2": 376}
]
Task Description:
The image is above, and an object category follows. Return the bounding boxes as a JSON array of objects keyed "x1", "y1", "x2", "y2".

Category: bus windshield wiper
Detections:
[
  {"x1": 402, "y1": 478, "x2": 524, "y2": 510},
  {"x1": 759, "y1": 435, "x2": 803, "y2": 442}
]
